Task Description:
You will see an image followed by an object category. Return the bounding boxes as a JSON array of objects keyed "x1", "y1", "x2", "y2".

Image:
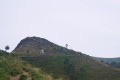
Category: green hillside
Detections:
[
  {"x1": 12, "y1": 37, "x2": 120, "y2": 80},
  {"x1": 94, "y1": 57, "x2": 120, "y2": 63},
  {"x1": 0, "y1": 50, "x2": 62, "y2": 80},
  {"x1": 94, "y1": 57, "x2": 120, "y2": 69},
  {"x1": 19, "y1": 54, "x2": 120, "y2": 80}
]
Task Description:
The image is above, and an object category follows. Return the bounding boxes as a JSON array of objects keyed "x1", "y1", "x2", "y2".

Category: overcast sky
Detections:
[{"x1": 0, "y1": 0, "x2": 120, "y2": 58}]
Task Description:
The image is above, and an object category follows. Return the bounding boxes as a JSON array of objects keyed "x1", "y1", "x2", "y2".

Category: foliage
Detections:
[
  {"x1": 19, "y1": 75, "x2": 27, "y2": 80},
  {"x1": 94, "y1": 57, "x2": 120, "y2": 63},
  {"x1": 5, "y1": 45, "x2": 10, "y2": 51},
  {"x1": 107, "y1": 62, "x2": 120, "y2": 69},
  {"x1": 10, "y1": 68, "x2": 22, "y2": 76},
  {"x1": 0, "y1": 50, "x2": 8, "y2": 56},
  {"x1": 29, "y1": 69, "x2": 42, "y2": 80}
]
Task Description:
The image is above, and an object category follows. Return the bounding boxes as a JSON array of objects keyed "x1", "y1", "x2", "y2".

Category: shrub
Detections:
[
  {"x1": 19, "y1": 75, "x2": 27, "y2": 80},
  {"x1": 29, "y1": 70, "x2": 41, "y2": 80},
  {"x1": 22, "y1": 67, "x2": 30, "y2": 72},
  {"x1": 10, "y1": 68, "x2": 22, "y2": 76}
]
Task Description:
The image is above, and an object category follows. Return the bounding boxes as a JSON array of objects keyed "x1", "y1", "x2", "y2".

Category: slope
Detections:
[
  {"x1": 94, "y1": 57, "x2": 120, "y2": 63},
  {"x1": 94, "y1": 57, "x2": 120, "y2": 69},
  {"x1": 0, "y1": 50, "x2": 62, "y2": 80}
]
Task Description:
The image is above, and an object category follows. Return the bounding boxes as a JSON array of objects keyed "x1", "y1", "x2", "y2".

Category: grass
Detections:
[
  {"x1": 20, "y1": 54, "x2": 120, "y2": 80},
  {"x1": 0, "y1": 50, "x2": 62, "y2": 80}
]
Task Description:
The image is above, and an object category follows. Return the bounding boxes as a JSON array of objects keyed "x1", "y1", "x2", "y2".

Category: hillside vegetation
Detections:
[
  {"x1": 0, "y1": 50, "x2": 62, "y2": 80},
  {"x1": 94, "y1": 57, "x2": 120, "y2": 63},
  {"x1": 11, "y1": 37, "x2": 120, "y2": 80},
  {"x1": 94, "y1": 57, "x2": 120, "y2": 69}
]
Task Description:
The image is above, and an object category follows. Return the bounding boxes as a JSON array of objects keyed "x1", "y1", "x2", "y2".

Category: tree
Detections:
[
  {"x1": 101, "y1": 60, "x2": 104, "y2": 63},
  {"x1": 5, "y1": 45, "x2": 10, "y2": 51},
  {"x1": 65, "y1": 44, "x2": 68, "y2": 48},
  {"x1": 64, "y1": 58, "x2": 70, "y2": 65}
]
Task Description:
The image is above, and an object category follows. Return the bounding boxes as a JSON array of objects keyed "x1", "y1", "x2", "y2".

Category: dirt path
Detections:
[
  {"x1": 23, "y1": 71, "x2": 32, "y2": 80},
  {"x1": 9, "y1": 75, "x2": 20, "y2": 80}
]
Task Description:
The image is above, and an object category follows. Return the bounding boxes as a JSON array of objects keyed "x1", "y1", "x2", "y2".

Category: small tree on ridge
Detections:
[{"x1": 5, "y1": 45, "x2": 10, "y2": 51}]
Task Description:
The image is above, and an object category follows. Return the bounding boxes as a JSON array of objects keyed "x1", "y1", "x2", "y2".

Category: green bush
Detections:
[
  {"x1": 22, "y1": 67, "x2": 30, "y2": 72},
  {"x1": 19, "y1": 75, "x2": 27, "y2": 80},
  {"x1": 10, "y1": 68, "x2": 22, "y2": 76},
  {"x1": 0, "y1": 50, "x2": 8, "y2": 56},
  {"x1": 52, "y1": 74, "x2": 59, "y2": 79},
  {"x1": 29, "y1": 70, "x2": 41, "y2": 80}
]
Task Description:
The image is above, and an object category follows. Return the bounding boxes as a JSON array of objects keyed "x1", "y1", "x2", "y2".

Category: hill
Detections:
[
  {"x1": 13, "y1": 37, "x2": 79, "y2": 55},
  {"x1": 12, "y1": 37, "x2": 120, "y2": 80}
]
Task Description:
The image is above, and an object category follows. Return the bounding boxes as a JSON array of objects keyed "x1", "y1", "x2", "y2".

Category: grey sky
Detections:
[{"x1": 0, "y1": 0, "x2": 120, "y2": 58}]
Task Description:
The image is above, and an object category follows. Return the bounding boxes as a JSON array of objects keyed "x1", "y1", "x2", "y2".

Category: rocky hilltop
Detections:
[
  {"x1": 13, "y1": 37, "x2": 59, "y2": 54},
  {"x1": 13, "y1": 36, "x2": 78, "y2": 55}
]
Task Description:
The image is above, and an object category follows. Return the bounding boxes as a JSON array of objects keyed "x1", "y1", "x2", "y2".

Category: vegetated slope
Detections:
[
  {"x1": 94, "y1": 57, "x2": 120, "y2": 69},
  {"x1": 12, "y1": 37, "x2": 120, "y2": 80},
  {"x1": 94, "y1": 57, "x2": 120, "y2": 63},
  {"x1": 0, "y1": 50, "x2": 61, "y2": 80}
]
